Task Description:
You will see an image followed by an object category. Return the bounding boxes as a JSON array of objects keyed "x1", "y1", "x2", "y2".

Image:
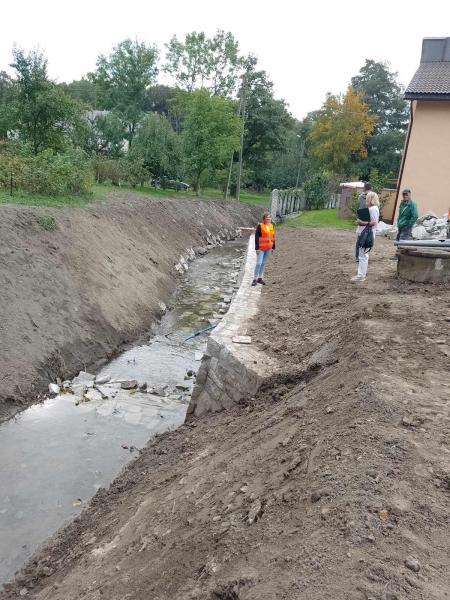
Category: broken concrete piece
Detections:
[
  {"x1": 48, "y1": 383, "x2": 60, "y2": 395},
  {"x1": 232, "y1": 336, "x2": 252, "y2": 344},
  {"x1": 72, "y1": 371, "x2": 95, "y2": 388},
  {"x1": 95, "y1": 375, "x2": 111, "y2": 385},
  {"x1": 121, "y1": 380, "x2": 138, "y2": 390}
]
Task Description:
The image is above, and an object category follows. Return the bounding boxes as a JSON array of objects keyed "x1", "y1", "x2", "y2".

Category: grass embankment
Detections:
[
  {"x1": 286, "y1": 208, "x2": 354, "y2": 229},
  {"x1": 0, "y1": 184, "x2": 269, "y2": 208}
]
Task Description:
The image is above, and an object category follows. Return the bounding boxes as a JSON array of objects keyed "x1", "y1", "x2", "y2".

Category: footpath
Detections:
[{"x1": 1, "y1": 227, "x2": 449, "y2": 600}]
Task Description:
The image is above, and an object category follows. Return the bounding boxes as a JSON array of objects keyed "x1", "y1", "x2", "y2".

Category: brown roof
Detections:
[
  {"x1": 405, "y1": 62, "x2": 450, "y2": 99},
  {"x1": 405, "y1": 37, "x2": 450, "y2": 100}
]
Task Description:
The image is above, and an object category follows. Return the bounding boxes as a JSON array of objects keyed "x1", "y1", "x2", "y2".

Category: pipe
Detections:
[
  {"x1": 395, "y1": 239, "x2": 450, "y2": 248},
  {"x1": 184, "y1": 324, "x2": 216, "y2": 341}
]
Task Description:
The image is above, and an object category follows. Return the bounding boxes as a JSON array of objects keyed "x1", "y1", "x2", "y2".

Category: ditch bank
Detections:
[
  {"x1": 187, "y1": 235, "x2": 278, "y2": 418},
  {"x1": 0, "y1": 191, "x2": 262, "y2": 422}
]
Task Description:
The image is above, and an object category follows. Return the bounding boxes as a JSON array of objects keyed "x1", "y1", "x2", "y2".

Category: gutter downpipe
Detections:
[{"x1": 392, "y1": 100, "x2": 415, "y2": 223}]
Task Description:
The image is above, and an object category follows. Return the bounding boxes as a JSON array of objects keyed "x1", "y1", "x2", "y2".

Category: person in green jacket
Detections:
[{"x1": 397, "y1": 189, "x2": 418, "y2": 240}]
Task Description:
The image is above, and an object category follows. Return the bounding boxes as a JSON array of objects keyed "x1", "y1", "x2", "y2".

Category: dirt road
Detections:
[
  {"x1": 2, "y1": 227, "x2": 449, "y2": 599},
  {"x1": 0, "y1": 192, "x2": 261, "y2": 421}
]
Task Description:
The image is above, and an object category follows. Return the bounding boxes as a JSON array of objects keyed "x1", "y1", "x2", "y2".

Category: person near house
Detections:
[
  {"x1": 358, "y1": 181, "x2": 372, "y2": 210},
  {"x1": 252, "y1": 212, "x2": 275, "y2": 286},
  {"x1": 351, "y1": 191, "x2": 380, "y2": 283},
  {"x1": 355, "y1": 182, "x2": 372, "y2": 260},
  {"x1": 396, "y1": 189, "x2": 418, "y2": 240}
]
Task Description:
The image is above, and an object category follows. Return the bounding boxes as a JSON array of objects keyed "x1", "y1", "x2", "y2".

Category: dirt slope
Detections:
[
  {"x1": 0, "y1": 192, "x2": 261, "y2": 421},
  {"x1": 2, "y1": 228, "x2": 449, "y2": 600}
]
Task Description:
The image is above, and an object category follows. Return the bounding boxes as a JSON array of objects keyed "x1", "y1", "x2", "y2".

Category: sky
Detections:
[{"x1": 2, "y1": 0, "x2": 450, "y2": 119}]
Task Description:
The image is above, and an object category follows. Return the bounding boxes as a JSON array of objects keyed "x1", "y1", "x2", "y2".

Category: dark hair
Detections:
[
  {"x1": 402, "y1": 189, "x2": 411, "y2": 194},
  {"x1": 363, "y1": 182, "x2": 372, "y2": 191}
]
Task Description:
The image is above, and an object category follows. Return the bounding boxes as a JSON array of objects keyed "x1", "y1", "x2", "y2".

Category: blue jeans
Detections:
[{"x1": 254, "y1": 250, "x2": 272, "y2": 279}]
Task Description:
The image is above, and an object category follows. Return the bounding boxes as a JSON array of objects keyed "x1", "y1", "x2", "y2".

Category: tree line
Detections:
[{"x1": 0, "y1": 31, "x2": 408, "y2": 200}]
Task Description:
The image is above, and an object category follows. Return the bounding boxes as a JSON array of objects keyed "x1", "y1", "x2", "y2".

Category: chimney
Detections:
[{"x1": 421, "y1": 37, "x2": 450, "y2": 62}]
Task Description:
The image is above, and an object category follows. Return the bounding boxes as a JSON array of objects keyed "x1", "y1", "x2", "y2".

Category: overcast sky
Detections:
[{"x1": 2, "y1": 0, "x2": 450, "y2": 119}]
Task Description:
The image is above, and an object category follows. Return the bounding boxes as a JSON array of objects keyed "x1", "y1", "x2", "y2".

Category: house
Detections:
[{"x1": 394, "y1": 37, "x2": 450, "y2": 219}]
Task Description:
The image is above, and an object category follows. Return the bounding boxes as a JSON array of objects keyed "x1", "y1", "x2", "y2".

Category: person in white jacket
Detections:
[{"x1": 351, "y1": 192, "x2": 380, "y2": 283}]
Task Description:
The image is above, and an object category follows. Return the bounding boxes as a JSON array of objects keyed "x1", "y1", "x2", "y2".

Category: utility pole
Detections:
[
  {"x1": 236, "y1": 75, "x2": 247, "y2": 203},
  {"x1": 225, "y1": 84, "x2": 245, "y2": 201}
]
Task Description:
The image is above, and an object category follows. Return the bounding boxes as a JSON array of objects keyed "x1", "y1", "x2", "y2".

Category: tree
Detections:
[
  {"x1": 241, "y1": 65, "x2": 293, "y2": 189},
  {"x1": 130, "y1": 113, "x2": 181, "y2": 178},
  {"x1": 0, "y1": 71, "x2": 13, "y2": 138},
  {"x1": 182, "y1": 89, "x2": 241, "y2": 193},
  {"x1": 351, "y1": 60, "x2": 409, "y2": 176},
  {"x1": 83, "y1": 111, "x2": 126, "y2": 157},
  {"x1": 90, "y1": 39, "x2": 159, "y2": 146},
  {"x1": 59, "y1": 78, "x2": 97, "y2": 106},
  {"x1": 165, "y1": 32, "x2": 209, "y2": 92},
  {"x1": 308, "y1": 86, "x2": 377, "y2": 176},
  {"x1": 164, "y1": 30, "x2": 243, "y2": 97},
  {"x1": 144, "y1": 85, "x2": 178, "y2": 115},
  {"x1": 8, "y1": 49, "x2": 83, "y2": 154},
  {"x1": 206, "y1": 30, "x2": 242, "y2": 96}
]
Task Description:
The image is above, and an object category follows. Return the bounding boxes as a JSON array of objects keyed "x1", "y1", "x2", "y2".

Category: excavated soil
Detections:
[
  {"x1": 1, "y1": 227, "x2": 449, "y2": 599},
  {"x1": 0, "y1": 192, "x2": 261, "y2": 422}
]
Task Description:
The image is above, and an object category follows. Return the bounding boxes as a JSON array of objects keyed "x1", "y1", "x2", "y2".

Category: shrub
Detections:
[
  {"x1": 303, "y1": 172, "x2": 329, "y2": 210},
  {"x1": 93, "y1": 157, "x2": 150, "y2": 188},
  {"x1": 0, "y1": 148, "x2": 92, "y2": 196}
]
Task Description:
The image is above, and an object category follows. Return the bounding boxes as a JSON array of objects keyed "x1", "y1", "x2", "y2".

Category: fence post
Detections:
[{"x1": 270, "y1": 189, "x2": 279, "y2": 221}]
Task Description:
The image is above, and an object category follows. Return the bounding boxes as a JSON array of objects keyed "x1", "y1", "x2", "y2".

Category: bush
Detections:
[
  {"x1": 303, "y1": 172, "x2": 329, "y2": 210},
  {"x1": 0, "y1": 148, "x2": 92, "y2": 196},
  {"x1": 93, "y1": 157, "x2": 151, "y2": 188},
  {"x1": 92, "y1": 157, "x2": 124, "y2": 185}
]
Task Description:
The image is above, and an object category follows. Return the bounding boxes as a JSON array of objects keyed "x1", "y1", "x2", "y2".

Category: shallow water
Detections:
[{"x1": 0, "y1": 240, "x2": 245, "y2": 586}]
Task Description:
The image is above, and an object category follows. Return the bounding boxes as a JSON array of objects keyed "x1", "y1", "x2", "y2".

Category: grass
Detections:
[
  {"x1": 286, "y1": 208, "x2": 354, "y2": 230},
  {"x1": 0, "y1": 183, "x2": 270, "y2": 208},
  {"x1": 0, "y1": 189, "x2": 98, "y2": 208}
]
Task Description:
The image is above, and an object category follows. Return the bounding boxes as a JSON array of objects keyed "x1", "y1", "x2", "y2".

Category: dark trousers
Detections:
[{"x1": 397, "y1": 225, "x2": 413, "y2": 241}]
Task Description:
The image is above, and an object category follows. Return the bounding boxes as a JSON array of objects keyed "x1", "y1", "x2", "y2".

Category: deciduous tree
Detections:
[
  {"x1": 90, "y1": 39, "x2": 159, "y2": 146},
  {"x1": 182, "y1": 89, "x2": 241, "y2": 193},
  {"x1": 308, "y1": 87, "x2": 377, "y2": 175}
]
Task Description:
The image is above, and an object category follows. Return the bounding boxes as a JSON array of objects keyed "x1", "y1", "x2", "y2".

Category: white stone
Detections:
[
  {"x1": 412, "y1": 225, "x2": 429, "y2": 240},
  {"x1": 72, "y1": 371, "x2": 95, "y2": 387},
  {"x1": 48, "y1": 383, "x2": 60, "y2": 395},
  {"x1": 232, "y1": 336, "x2": 252, "y2": 344},
  {"x1": 95, "y1": 375, "x2": 111, "y2": 385}
]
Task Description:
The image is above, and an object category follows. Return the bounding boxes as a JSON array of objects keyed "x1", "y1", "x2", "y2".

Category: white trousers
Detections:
[{"x1": 357, "y1": 247, "x2": 369, "y2": 278}]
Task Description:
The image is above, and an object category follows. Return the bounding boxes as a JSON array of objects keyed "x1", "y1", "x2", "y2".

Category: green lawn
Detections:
[
  {"x1": 0, "y1": 183, "x2": 269, "y2": 208},
  {"x1": 286, "y1": 209, "x2": 354, "y2": 229}
]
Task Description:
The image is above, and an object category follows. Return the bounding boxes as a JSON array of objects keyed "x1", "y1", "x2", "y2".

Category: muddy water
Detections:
[{"x1": 0, "y1": 240, "x2": 246, "y2": 586}]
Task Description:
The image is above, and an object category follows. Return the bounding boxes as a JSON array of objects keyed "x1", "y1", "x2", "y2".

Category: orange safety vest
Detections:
[{"x1": 258, "y1": 222, "x2": 275, "y2": 250}]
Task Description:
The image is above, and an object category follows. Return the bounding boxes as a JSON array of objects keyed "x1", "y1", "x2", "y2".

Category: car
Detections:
[{"x1": 152, "y1": 177, "x2": 190, "y2": 191}]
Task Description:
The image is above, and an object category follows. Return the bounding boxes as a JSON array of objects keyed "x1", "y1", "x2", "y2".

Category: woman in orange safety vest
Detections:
[{"x1": 252, "y1": 212, "x2": 275, "y2": 286}]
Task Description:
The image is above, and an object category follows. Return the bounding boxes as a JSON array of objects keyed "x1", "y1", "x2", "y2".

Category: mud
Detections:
[
  {"x1": 1, "y1": 227, "x2": 449, "y2": 599},
  {"x1": 0, "y1": 192, "x2": 261, "y2": 422}
]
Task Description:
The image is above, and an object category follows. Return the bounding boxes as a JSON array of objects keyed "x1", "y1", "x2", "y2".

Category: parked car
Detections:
[{"x1": 152, "y1": 177, "x2": 190, "y2": 191}]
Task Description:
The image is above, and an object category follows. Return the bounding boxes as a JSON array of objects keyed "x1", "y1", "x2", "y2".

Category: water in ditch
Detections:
[{"x1": 0, "y1": 240, "x2": 246, "y2": 587}]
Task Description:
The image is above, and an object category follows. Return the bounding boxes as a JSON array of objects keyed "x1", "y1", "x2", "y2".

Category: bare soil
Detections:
[
  {"x1": 1, "y1": 227, "x2": 449, "y2": 599},
  {"x1": 0, "y1": 192, "x2": 261, "y2": 422}
]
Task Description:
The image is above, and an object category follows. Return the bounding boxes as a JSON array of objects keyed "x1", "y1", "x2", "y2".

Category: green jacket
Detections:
[{"x1": 398, "y1": 199, "x2": 418, "y2": 228}]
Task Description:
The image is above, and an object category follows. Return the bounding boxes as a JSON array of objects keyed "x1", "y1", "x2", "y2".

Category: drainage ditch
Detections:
[{"x1": 0, "y1": 239, "x2": 246, "y2": 586}]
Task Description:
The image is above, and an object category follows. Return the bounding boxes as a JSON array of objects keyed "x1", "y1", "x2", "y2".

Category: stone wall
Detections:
[
  {"x1": 186, "y1": 235, "x2": 278, "y2": 419},
  {"x1": 397, "y1": 248, "x2": 450, "y2": 283}
]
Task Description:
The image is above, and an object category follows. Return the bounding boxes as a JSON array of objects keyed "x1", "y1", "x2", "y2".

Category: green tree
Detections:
[
  {"x1": 144, "y1": 85, "x2": 178, "y2": 114},
  {"x1": 351, "y1": 60, "x2": 409, "y2": 176},
  {"x1": 308, "y1": 86, "x2": 377, "y2": 176},
  {"x1": 90, "y1": 39, "x2": 159, "y2": 146},
  {"x1": 130, "y1": 113, "x2": 181, "y2": 178},
  {"x1": 242, "y1": 65, "x2": 293, "y2": 189},
  {"x1": 59, "y1": 78, "x2": 97, "y2": 106},
  {"x1": 8, "y1": 49, "x2": 84, "y2": 154},
  {"x1": 0, "y1": 71, "x2": 14, "y2": 138},
  {"x1": 164, "y1": 30, "x2": 243, "y2": 97},
  {"x1": 83, "y1": 111, "x2": 126, "y2": 157},
  {"x1": 182, "y1": 89, "x2": 241, "y2": 193}
]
